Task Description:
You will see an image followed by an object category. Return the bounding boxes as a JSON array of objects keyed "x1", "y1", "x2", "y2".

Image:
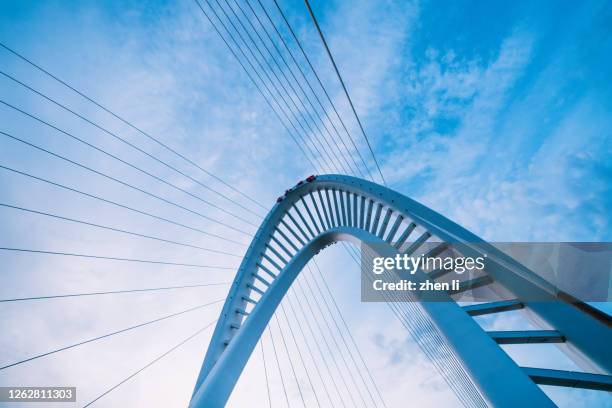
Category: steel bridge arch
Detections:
[{"x1": 189, "y1": 175, "x2": 611, "y2": 407}]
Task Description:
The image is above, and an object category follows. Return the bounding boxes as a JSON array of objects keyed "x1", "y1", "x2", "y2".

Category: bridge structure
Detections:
[
  {"x1": 1, "y1": 0, "x2": 611, "y2": 406},
  {"x1": 189, "y1": 174, "x2": 612, "y2": 407}
]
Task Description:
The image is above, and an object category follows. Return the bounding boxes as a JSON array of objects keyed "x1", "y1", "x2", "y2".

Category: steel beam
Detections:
[
  {"x1": 463, "y1": 300, "x2": 524, "y2": 316},
  {"x1": 522, "y1": 367, "x2": 612, "y2": 391},
  {"x1": 489, "y1": 330, "x2": 566, "y2": 344}
]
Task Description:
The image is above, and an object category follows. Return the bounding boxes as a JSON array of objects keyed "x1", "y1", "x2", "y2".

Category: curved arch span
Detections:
[{"x1": 189, "y1": 175, "x2": 610, "y2": 407}]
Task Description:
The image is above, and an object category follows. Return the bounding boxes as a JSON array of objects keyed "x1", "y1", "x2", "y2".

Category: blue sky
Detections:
[{"x1": 0, "y1": 0, "x2": 611, "y2": 407}]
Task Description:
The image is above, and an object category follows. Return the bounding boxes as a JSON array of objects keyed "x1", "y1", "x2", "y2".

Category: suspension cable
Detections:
[
  {"x1": 227, "y1": 0, "x2": 358, "y2": 177},
  {"x1": 358, "y1": 245, "x2": 486, "y2": 407},
  {"x1": 363, "y1": 243, "x2": 487, "y2": 407},
  {"x1": 270, "y1": 0, "x2": 376, "y2": 181},
  {"x1": 0, "y1": 42, "x2": 268, "y2": 213},
  {"x1": 301, "y1": 268, "x2": 369, "y2": 408},
  {"x1": 231, "y1": 0, "x2": 363, "y2": 183},
  {"x1": 214, "y1": 2, "x2": 362, "y2": 181},
  {"x1": 267, "y1": 326, "x2": 291, "y2": 407},
  {"x1": 0, "y1": 247, "x2": 237, "y2": 270},
  {"x1": 198, "y1": 0, "x2": 361, "y2": 181},
  {"x1": 348, "y1": 245, "x2": 469, "y2": 403},
  {"x1": 0, "y1": 74, "x2": 263, "y2": 222},
  {"x1": 0, "y1": 165, "x2": 247, "y2": 246},
  {"x1": 82, "y1": 318, "x2": 218, "y2": 407},
  {"x1": 251, "y1": 0, "x2": 366, "y2": 178},
  {"x1": 0, "y1": 203, "x2": 241, "y2": 257},
  {"x1": 222, "y1": 0, "x2": 341, "y2": 173},
  {"x1": 208, "y1": 0, "x2": 333, "y2": 173},
  {"x1": 0, "y1": 282, "x2": 230, "y2": 303},
  {"x1": 350, "y1": 243, "x2": 481, "y2": 407},
  {"x1": 277, "y1": 303, "x2": 322, "y2": 408},
  {"x1": 311, "y1": 259, "x2": 388, "y2": 408},
  {"x1": 307, "y1": 262, "x2": 380, "y2": 407},
  {"x1": 231, "y1": 0, "x2": 362, "y2": 180},
  {"x1": 294, "y1": 279, "x2": 355, "y2": 406},
  {"x1": 0, "y1": 299, "x2": 224, "y2": 371},
  {"x1": 285, "y1": 291, "x2": 336, "y2": 406},
  {"x1": 302, "y1": 0, "x2": 387, "y2": 186},
  {"x1": 193, "y1": 0, "x2": 321, "y2": 172},
  {"x1": 0, "y1": 79, "x2": 262, "y2": 227},
  {"x1": 0, "y1": 107, "x2": 255, "y2": 235},
  {"x1": 260, "y1": 340, "x2": 272, "y2": 408},
  {"x1": 273, "y1": 314, "x2": 306, "y2": 407},
  {"x1": 287, "y1": 287, "x2": 346, "y2": 407}
]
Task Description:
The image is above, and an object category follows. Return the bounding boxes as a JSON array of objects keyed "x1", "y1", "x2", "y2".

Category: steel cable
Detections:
[
  {"x1": 0, "y1": 164, "x2": 247, "y2": 247},
  {"x1": 302, "y1": 0, "x2": 387, "y2": 186},
  {"x1": 0, "y1": 299, "x2": 224, "y2": 371},
  {"x1": 0, "y1": 247, "x2": 237, "y2": 270},
  {"x1": 227, "y1": 0, "x2": 359, "y2": 177},
  {"x1": 0, "y1": 42, "x2": 268, "y2": 213},
  {"x1": 0, "y1": 128, "x2": 254, "y2": 236},
  {"x1": 82, "y1": 318, "x2": 218, "y2": 407},
  {"x1": 208, "y1": 0, "x2": 334, "y2": 173},
  {"x1": 0, "y1": 282, "x2": 230, "y2": 304},
  {"x1": 193, "y1": 0, "x2": 322, "y2": 172},
  {"x1": 0, "y1": 203, "x2": 241, "y2": 257},
  {"x1": 250, "y1": 0, "x2": 367, "y2": 179}
]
